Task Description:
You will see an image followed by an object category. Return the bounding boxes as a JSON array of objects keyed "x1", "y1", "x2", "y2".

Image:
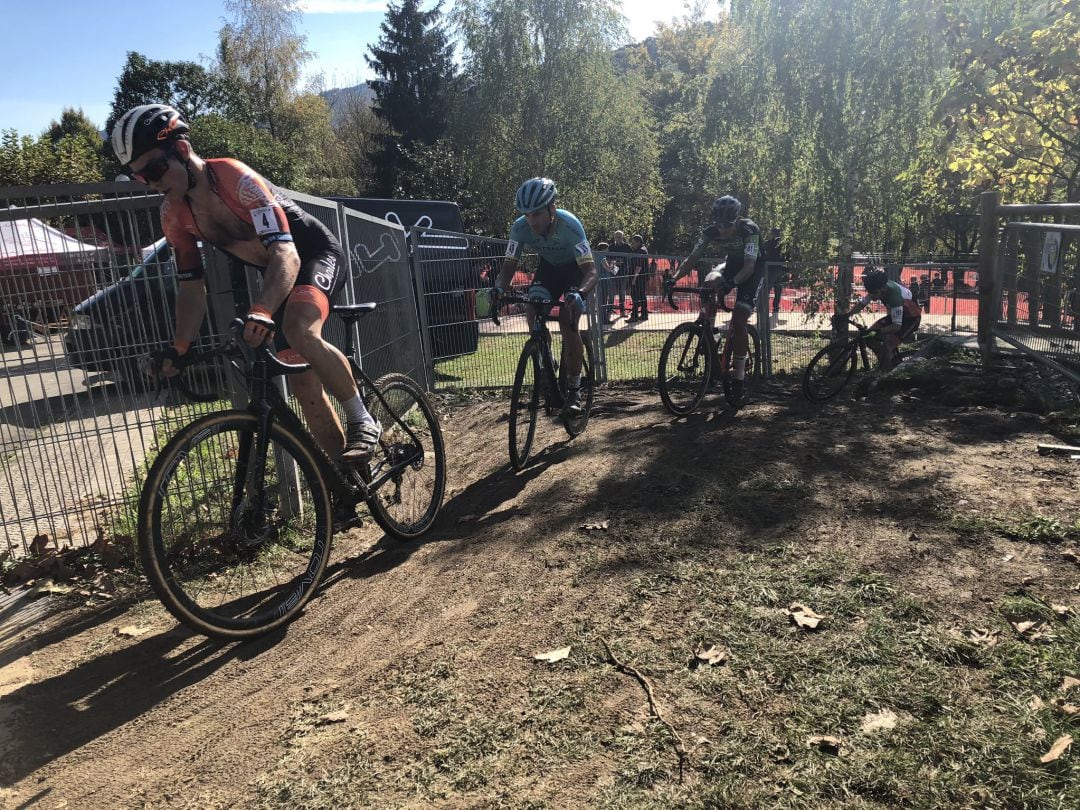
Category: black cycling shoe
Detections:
[
  {"x1": 562, "y1": 387, "x2": 583, "y2": 416},
  {"x1": 725, "y1": 377, "x2": 745, "y2": 407}
]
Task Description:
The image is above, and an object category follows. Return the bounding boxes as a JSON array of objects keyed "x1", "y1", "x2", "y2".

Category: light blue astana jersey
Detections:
[{"x1": 506, "y1": 209, "x2": 594, "y2": 267}]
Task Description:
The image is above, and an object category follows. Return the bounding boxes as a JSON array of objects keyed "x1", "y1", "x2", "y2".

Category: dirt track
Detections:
[{"x1": 1, "y1": 381, "x2": 1078, "y2": 808}]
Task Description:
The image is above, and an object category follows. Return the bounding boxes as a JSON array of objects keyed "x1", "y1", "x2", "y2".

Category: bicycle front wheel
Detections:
[
  {"x1": 658, "y1": 322, "x2": 713, "y2": 416},
  {"x1": 138, "y1": 412, "x2": 333, "y2": 640},
  {"x1": 509, "y1": 343, "x2": 542, "y2": 470},
  {"x1": 802, "y1": 339, "x2": 858, "y2": 401},
  {"x1": 561, "y1": 335, "x2": 595, "y2": 438},
  {"x1": 365, "y1": 373, "x2": 446, "y2": 540}
]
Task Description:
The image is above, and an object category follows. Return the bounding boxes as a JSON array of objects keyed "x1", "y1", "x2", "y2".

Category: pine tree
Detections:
[{"x1": 366, "y1": 0, "x2": 458, "y2": 195}]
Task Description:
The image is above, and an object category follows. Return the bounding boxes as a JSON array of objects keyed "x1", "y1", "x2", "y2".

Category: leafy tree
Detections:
[
  {"x1": 450, "y1": 0, "x2": 663, "y2": 239},
  {"x1": 188, "y1": 115, "x2": 298, "y2": 187},
  {"x1": 106, "y1": 52, "x2": 228, "y2": 135},
  {"x1": 45, "y1": 108, "x2": 103, "y2": 148},
  {"x1": 333, "y1": 93, "x2": 389, "y2": 193},
  {"x1": 366, "y1": 0, "x2": 459, "y2": 195},
  {"x1": 216, "y1": 0, "x2": 312, "y2": 139},
  {"x1": 944, "y1": 0, "x2": 1080, "y2": 203},
  {"x1": 0, "y1": 130, "x2": 103, "y2": 186}
]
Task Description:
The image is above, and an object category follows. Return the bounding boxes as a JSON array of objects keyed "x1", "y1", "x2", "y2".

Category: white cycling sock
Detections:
[
  {"x1": 733, "y1": 355, "x2": 748, "y2": 380},
  {"x1": 343, "y1": 393, "x2": 374, "y2": 425},
  {"x1": 567, "y1": 374, "x2": 581, "y2": 390}
]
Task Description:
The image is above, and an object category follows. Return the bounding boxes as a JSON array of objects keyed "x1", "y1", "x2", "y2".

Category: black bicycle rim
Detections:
[{"x1": 138, "y1": 413, "x2": 332, "y2": 639}]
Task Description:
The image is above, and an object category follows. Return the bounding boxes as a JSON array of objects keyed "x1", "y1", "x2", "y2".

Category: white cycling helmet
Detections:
[{"x1": 111, "y1": 104, "x2": 190, "y2": 165}]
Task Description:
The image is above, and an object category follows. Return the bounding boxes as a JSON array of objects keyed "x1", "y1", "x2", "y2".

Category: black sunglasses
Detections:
[{"x1": 130, "y1": 145, "x2": 176, "y2": 184}]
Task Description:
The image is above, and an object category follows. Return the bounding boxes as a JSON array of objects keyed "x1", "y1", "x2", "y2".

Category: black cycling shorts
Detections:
[{"x1": 534, "y1": 257, "x2": 584, "y2": 305}]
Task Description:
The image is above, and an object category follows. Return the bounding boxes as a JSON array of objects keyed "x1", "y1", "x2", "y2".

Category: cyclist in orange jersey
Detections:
[{"x1": 112, "y1": 104, "x2": 380, "y2": 462}]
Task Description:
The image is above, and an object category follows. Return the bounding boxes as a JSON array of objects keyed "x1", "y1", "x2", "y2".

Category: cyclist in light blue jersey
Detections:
[{"x1": 492, "y1": 177, "x2": 598, "y2": 415}]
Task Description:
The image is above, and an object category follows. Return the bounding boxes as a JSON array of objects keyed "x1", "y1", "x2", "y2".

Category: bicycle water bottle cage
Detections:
[{"x1": 527, "y1": 285, "x2": 554, "y2": 306}]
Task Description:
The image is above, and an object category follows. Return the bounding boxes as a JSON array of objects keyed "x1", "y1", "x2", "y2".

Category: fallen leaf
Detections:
[
  {"x1": 115, "y1": 625, "x2": 150, "y2": 638},
  {"x1": 1051, "y1": 698, "x2": 1079, "y2": 717},
  {"x1": 693, "y1": 643, "x2": 729, "y2": 667},
  {"x1": 859, "y1": 709, "x2": 899, "y2": 734},
  {"x1": 806, "y1": 735, "x2": 842, "y2": 754},
  {"x1": 318, "y1": 710, "x2": 349, "y2": 725},
  {"x1": 29, "y1": 533, "x2": 52, "y2": 557},
  {"x1": 1061, "y1": 676, "x2": 1080, "y2": 693},
  {"x1": 1051, "y1": 604, "x2": 1074, "y2": 618},
  {"x1": 966, "y1": 628, "x2": 1000, "y2": 647},
  {"x1": 1012, "y1": 620, "x2": 1040, "y2": 635},
  {"x1": 579, "y1": 521, "x2": 609, "y2": 531},
  {"x1": 1029, "y1": 695, "x2": 1045, "y2": 711},
  {"x1": 788, "y1": 603, "x2": 825, "y2": 630},
  {"x1": 1039, "y1": 734, "x2": 1072, "y2": 764},
  {"x1": 534, "y1": 646, "x2": 571, "y2": 663},
  {"x1": 1003, "y1": 554, "x2": 1014, "y2": 562}
]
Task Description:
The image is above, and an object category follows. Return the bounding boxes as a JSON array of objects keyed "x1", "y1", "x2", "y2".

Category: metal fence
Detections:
[
  {"x1": 0, "y1": 180, "x2": 996, "y2": 557},
  {"x1": 417, "y1": 229, "x2": 981, "y2": 391},
  {"x1": 0, "y1": 183, "x2": 425, "y2": 558},
  {"x1": 985, "y1": 198, "x2": 1080, "y2": 381}
]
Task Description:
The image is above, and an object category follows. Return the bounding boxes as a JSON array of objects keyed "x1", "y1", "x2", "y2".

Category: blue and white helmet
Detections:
[{"x1": 515, "y1": 177, "x2": 557, "y2": 213}]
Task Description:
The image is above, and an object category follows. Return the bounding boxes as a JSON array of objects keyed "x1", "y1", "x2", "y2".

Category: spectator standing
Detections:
[
  {"x1": 908, "y1": 277, "x2": 921, "y2": 307},
  {"x1": 595, "y1": 241, "x2": 615, "y2": 324},
  {"x1": 919, "y1": 274, "x2": 932, "y2": 313},
  {"x1": 628, "y1": 234, "x2": 651, "y2": 322},
  {"x1": 763, "y1": 226, "x2": 789, "y2": 327},
  {"x1": 608, "y1": 230, "x2": 634, "y2": 318}
]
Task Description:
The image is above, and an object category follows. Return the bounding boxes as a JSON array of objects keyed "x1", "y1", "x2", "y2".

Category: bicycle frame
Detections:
[{"x1": 190, "y1": 322, "x2": 427, "y2": 514}]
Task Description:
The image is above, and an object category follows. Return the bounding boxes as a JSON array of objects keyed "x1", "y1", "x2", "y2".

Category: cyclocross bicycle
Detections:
[
  {"x1": 137, "y1": 303, "x2": 446, "y2": 640},
  {"x1": 657, "y1": 286, "x2": 762, "y2": 416},
  {"x1": 802, "y1": 316, "x2": 926, "y2": 402},
  {"x1": 492, "y1": 286, "x2": 595, "y2": 471}
]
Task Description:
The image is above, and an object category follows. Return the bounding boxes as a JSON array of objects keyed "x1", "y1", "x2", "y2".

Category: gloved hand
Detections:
[
  {"x1": 564, "y1": 289, "x2": 585, "y2": 316},
  {"x1": 242, "y1": 306, "x2": 275, "y2": 348},
  {"x1": 150, "y1": 341, "x2": 192, "y2": 378},
  {"x1": 662, "y1": 276, "x2": 675, "y2": 295}
]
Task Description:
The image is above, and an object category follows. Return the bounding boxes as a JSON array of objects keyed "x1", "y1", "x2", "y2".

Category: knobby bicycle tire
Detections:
[
  {"x1": 509, "y1": 342, "x2": 542, "y2": 470},
  {"x1": 560, "y1": 336, "x2": 595, "y2": 438},
  {"x1": 138, "y1": 411, "x2": 333, "y2": 640},
  {"x1": 658, "y1": 322, "x2": 714, "y2": 416},
  {"x1": 802, "y1": 339, "x2": 859, "y2": 402},
  {"x1": 363, "y1": 373, "x2": 446, "y2": 540}
]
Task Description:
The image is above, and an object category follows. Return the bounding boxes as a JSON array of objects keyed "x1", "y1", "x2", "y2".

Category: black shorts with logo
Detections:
[{"x1": 534, "y1": 257, "x2": 584, "y2": 305}]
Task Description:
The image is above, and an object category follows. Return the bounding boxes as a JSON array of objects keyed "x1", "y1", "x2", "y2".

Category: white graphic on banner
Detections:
[{"x1": 350, "y1": 231, "x2": 402, "y2": 275}]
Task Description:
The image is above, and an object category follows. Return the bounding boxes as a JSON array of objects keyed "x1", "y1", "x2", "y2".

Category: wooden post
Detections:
[{"x1": 978, "y1": 191, "x2": 1001, "y2": 366}]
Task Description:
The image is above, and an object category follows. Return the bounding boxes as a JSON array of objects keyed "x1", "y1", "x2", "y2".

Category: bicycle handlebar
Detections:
[
  {"x1": 665, "y1": 285, "x2": 734, "y2": 312},
  {"x1": 489, "y1": 291, "x2": 563, "y2": 327},
  {"x1": 150, "y1": 319, "x2": 312, "y2": 404}
]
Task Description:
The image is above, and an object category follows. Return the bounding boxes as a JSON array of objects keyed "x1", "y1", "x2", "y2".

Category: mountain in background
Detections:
[{"x1": 320, "y1": 82, "x2": 375, "y2": 126}]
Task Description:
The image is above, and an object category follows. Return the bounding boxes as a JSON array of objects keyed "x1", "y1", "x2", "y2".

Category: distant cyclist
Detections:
[
  {"x1": 664, "y1": 194, "x2": 765, "y2": 404},
  {"x1": 842, "y1": 268, "x2": 922, "y2": 369},
  {"x1": 490, "y1": 178, "x2": 597, "y2": 415},
  {"x1": 112, "y1": 104, "x2": 379, "y2": 462}
]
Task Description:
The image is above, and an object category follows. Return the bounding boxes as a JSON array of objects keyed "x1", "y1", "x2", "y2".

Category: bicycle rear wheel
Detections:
[
  {"x1": 509, "y1": 343, "x2": 541, "y2": 470},
  {"x1": 658, "y1": 322, "x2": 713, "y2": 416},
  {"x1": 560, "y1": 335, "x2": 595, "y2": 438},
  {"x1": 802, "y1": 339, "x2": 859, "y2": 401},
  {"x1": 364, "y1": 373, "x2": 446, "y2": 540},
  {"x1": 138, "y1": 412, "x2": 332, "y2": 640}
]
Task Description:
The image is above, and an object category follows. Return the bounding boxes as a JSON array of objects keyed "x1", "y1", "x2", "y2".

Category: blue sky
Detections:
[{"x1": 0, "y1": 1, "x2": 707, "y2": 137}]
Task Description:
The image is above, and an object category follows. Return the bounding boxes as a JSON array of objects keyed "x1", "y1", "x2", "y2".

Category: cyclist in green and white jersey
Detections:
[
  {"x1": 843, "y1": 268, "x2": 922, "y2": 368},
  {"x1": 663, "y1": 194, "x2": 766, "y2": 404},
  {"x1": 491, "y1": 178, "x2": 598, "y2": 415}
]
